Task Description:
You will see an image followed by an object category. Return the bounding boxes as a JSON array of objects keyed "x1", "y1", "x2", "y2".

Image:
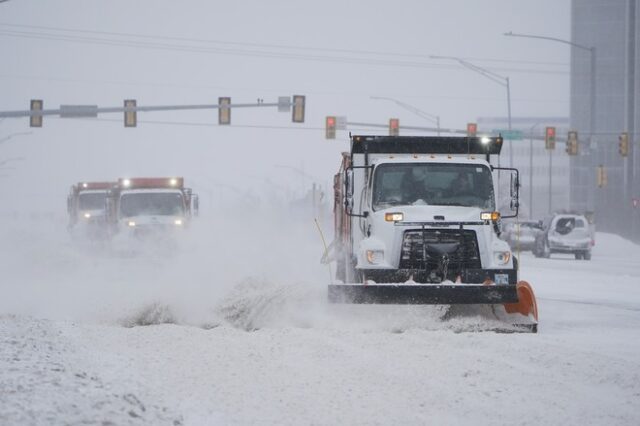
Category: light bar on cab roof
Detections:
[
  {"x1": 76, "y1": 182, "x2": 114, "y2": 191},
  {"x1": 350, "y1": 135, "x2": 504, "y2": 155},
  {"x1": 118, "y1": 177, "x2": 184, "y2": 189}
]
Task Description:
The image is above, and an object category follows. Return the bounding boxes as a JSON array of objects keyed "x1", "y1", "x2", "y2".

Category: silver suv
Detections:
[{"x1": 533, "y1": 214, "x2": 594, "y2": 260}]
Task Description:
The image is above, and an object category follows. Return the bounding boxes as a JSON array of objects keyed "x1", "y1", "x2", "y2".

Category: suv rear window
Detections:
[{"x1": 555, "y1": 217, "x2": 576, "y2": 235}]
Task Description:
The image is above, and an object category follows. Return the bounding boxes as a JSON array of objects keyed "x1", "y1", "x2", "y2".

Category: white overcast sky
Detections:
[{"x1": 0, "y1": 0, "x2": 570, "y2": 211}]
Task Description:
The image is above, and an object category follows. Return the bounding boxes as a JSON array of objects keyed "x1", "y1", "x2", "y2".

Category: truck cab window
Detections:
[
  {"x1": 120, "y1": 193, "x2": 185, "y2": 217},
  {"x1": 372, "y1": 163, "x2": 495, "y2": 210}
]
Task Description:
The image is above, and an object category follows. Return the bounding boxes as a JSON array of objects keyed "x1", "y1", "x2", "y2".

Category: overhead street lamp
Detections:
[
  {"x1": 430, "y1": 55, "x2": 513, "y2": 167},
  {"x1": 504, "y1": 31, "x2": 595, "y2": 147},
  {"x1": 370, "y1": 96, "x2": 441, "y2": 136},
  {"x1": 505, "y1": 31, "x2": 597, "y2": 214}
]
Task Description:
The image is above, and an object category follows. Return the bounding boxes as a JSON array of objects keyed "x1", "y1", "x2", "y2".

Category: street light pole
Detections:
[
  {"x1": 370, "y1": 96, "x2": 441, "y2": 135},
  {"x1": 430, "y1": 55, "x2": 513, "y2": 167},
  {"x1": 504, "y1": 31, "x2": 597, "y2": 212},
  {"x1": 528, "y1": 123, "x2": 541, "y2": 219}
]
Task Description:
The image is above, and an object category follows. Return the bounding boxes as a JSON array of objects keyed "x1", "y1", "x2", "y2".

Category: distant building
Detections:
[{"x1": 571, "y1": 0, "x2": 640, "y2": 241}]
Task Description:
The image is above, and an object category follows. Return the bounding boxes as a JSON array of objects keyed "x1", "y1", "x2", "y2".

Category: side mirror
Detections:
[
  {"x1": 66, "y1": 195, "x2": 73, "y2": 215},
  {"x1": 510, "y1": 173, "x2": 519, "y2": 198},
  {"x1": 495, "y1": 167, "x2": 520, "y2": 219},
  {"x1": 345, "y1": 168, "x2": 354, "y2": 213}
]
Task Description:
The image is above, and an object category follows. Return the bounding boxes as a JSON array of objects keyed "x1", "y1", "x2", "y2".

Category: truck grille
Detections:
[{"x1": 399, "y1": 229, "x2": 481, "y2": 270}]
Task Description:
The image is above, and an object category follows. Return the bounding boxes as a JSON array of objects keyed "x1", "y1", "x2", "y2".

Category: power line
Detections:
[
  {"x1": 0, "y1": 26, "x2": 568, "y2": 76},
  {"x1": 0, "y1": 22, "x2": 569, "y2": 68},
  {"x1": 0, "y1": 74, "x2": 570, "y2": 104}
]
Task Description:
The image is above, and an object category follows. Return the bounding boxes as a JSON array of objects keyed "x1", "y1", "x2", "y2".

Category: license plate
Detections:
[{"x1": 494, "y1": 273, "x2": 509, "y2": 285}]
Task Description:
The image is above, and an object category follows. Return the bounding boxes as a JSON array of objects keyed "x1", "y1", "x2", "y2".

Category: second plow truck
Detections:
[
  {"x1": 106, "y1": 177, "x2": 198, "y2": 240},
  {"x1": 326, "y1": 135, "x2": 538, "y2": 332},
  {"x1": 67, "y1": 181, "x2": 114, "y2": 239}
]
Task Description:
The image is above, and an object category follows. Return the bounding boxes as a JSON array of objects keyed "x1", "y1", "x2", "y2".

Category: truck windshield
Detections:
[
  {"x1": 78, "y1": 192, "x2": 107, "y2": 210},
  {"x1": 372, "y1": 163, "x2": 495, "y2": 210},
  {"x1": 120, "y1": 192, "x2": 184, "y2": 217}
]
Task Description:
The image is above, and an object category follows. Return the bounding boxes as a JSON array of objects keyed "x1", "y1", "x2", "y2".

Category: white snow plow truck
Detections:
[
  {"x1": 67, "y1": 181, "x2": 113, "y2": 239},
  {"x1": 106, "y1": 177, "x2": 198, "y2": 239},
  {"x1": 326, "y1": 135, "x2": 538, "y2": 332}
]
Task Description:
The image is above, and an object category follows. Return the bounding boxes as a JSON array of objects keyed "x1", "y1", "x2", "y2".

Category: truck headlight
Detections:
[
  {"x1": 174, "y1": 219, "x2": 183, "y2": 226},
  {"x1": 83, "y1": 213, "x2": 91, "y2": 219},
  {"x1": 494, "y1": 251, "x2": 511, "y2": 265},
  {"x1": 384, "y1": 212, "x2": 403, "y2": 222},
  {"x1": 128, "y1": 221, "x2": 136, "y2": 227},
  {"x1": 481, "y1": 211, "x2": 500, "y2": 222},
  {"x1": 366, "y1": 250, "x2": 384, "y2": 264}
]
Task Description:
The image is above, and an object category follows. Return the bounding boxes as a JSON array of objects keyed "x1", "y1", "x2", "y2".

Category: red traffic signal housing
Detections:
[
  {"x1": 545, "y1": 126, "x2": 556, "y2": 150},
  {"x1": 325, "y1": 116, "x2": 337, "y2": 139},
  {"x1": 389, "y1": 118, "x2": 399, "y2": 136},
  {"x1": 466, "y1": 122, "x2": 477, "y2": 137}
]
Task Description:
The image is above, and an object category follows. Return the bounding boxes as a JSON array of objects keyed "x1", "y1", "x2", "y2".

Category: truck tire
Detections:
[{"x1": 583, "y1": 251, "x2": 592, "y2": 260}]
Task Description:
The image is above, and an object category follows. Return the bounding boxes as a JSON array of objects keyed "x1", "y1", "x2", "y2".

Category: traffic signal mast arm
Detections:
[
  {"x1": 1, "y1": 96, "x2": 306, "y2": 127},
  {"x1": 0, "y1": 101, "x2": 295, "y2": 118}
]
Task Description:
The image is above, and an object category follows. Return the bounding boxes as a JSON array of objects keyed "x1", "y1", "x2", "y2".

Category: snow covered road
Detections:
[{"x1": 1, "y1": 219, "x2": 640, "y2": 425}]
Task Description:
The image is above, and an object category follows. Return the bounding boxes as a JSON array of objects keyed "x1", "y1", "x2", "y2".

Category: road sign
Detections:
[
  {"x1": 60, "y1": 105, "x2": 98, "y2": 118},
  {"x1": 492, "y1": 129, "x2": 523, "y2": 140},
  {"x1": 277, "y1": 96, "x2": 291, "y2": 112}
]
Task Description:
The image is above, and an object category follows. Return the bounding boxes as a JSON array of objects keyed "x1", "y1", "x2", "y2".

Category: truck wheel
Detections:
[
  {"x1": 574, "y1": 252, "x2": 583, "y2": 260},
  {"x1": 583, "y1": 251, "x2": 592, "y2": 260}
]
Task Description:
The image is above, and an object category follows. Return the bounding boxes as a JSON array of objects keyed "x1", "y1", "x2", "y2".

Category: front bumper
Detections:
[
  {"x1": 548, "y1": 239, "x2": 590, "y2": 252},
  {"x1": 360, "y1": 267, "x2": 518, "y2": 285},
  {"x1": 328, "y1": 282, "x2": 518, "y2": 305}
]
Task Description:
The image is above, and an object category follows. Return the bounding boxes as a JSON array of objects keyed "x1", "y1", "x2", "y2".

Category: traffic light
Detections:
[
  {"x1": 545, "y1": 126, "x2": 556, "y2": 150},
  {"x1": 619, "y1": 132, "x2": 629, "y2": 157},
  {"x1": 566, "y1": 130, "x2": 578, "y2": 155},
  {"x1": 389, "y1": 118, "x2": 399, "y2": 136},
  {"x1": 124, "y1": 99, "x2": 137, "y2": 127},
  {"x1": 30, "y1": 99, "x2": 43, "y2": 128},
  {"x1": 467, "y1": 122, "x2": 477, "y2": 137},
  {"x1": 292, "y1": 95, "x2": 305, "y2": 123},
  {"x1": 325, "y1": 116, "x2": 336, "y2": 139},
  {"x1": 596, "y1": 165, "x2": 607, "y2": 188},
  {"x1": 218, "y1": 97, "x2": 231, "y2": 125}
]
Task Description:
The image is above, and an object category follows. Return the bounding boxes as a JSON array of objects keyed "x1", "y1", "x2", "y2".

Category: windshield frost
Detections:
[
  {"x1": 372, "y1": 163, "x2": 495, "y2": 210},
  {"x1": 120, "y1": 193, "x2": 184, "y2": 217}
]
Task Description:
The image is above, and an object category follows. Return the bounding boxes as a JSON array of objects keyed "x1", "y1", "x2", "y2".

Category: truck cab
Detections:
[
  {"x1": 331, "y1": 135, "x2": 522, "y2": 301},
  {"x1": 67, "y1": 181, "x2": 114, "y2": 239},
  {"x1": 106, "y1": 177, "x2": 198, "y2": 239}
]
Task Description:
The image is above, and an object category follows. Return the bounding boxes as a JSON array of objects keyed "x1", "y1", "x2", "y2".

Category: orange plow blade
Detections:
[{"x1": 503, "y1": 280, "x2": 538, "y2": 322}]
